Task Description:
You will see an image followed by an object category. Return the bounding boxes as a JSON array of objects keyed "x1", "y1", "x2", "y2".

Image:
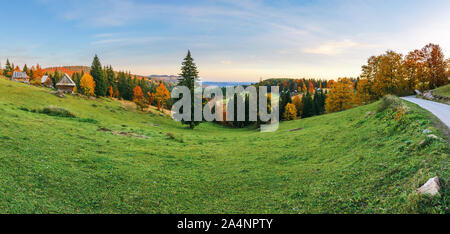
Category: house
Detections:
[
  {"x1": 41, "y1": 75, "x2": 53, "y2": 88},
  {"x1": 55, "y1": 73, "x2": 76, "y2": 93},
  {"x1": 11, "y1": 71, "x2": 30, "y2": 84}
]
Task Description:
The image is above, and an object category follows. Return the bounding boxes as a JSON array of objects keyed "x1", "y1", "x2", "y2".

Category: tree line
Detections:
[
  {"x1": 324, "y1": 43, "x2": 449, "y2": 113},
  {"x1": 2, "y1": 55, "x2": 173, "y2": 111}
]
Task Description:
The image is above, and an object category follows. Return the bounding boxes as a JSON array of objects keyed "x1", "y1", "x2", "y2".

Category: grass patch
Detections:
[
  {"x1": 39, "y1": 106, "x2": 76, "y2": 118},
  {"x1": 0, "y1": 78, "x2": 448, "y2": 214},
  {"x1": 431, "y1": 84, "x2": 450, "y2": 98}
]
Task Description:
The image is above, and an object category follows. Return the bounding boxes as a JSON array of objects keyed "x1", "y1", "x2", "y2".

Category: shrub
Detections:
[
  {"x1": 377, "y1": 95, "x2": 402, "y2": 113},
  {"x1": 78, "y1": 118, "x2": 98, "y2": 124},
  {"x1": 39, "y1": 106, "x2": 76, "y2": 118},
  {"x1": 166, "y1": 132, "x2": 175, "y2": 139}
]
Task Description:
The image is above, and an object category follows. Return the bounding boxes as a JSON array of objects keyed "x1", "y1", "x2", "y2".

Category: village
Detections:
[{"x1": 11, "y1": 70, "x2": 76, "y2": 93}]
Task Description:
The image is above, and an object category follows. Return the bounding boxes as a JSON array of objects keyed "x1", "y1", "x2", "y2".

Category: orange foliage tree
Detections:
[
  {"x1": 133, "y1": 86, "x2": 147, "y2": 111},
  {"x1": 30, "y1": 64, "x2": 44, "y2": 85},
  {"x1": 155, "y1": 82, "x2": 170, "y2": 111},
  {"x1": 308, "y1": 81, "x2": 315, "y2": 93},
  {"x1": 108, "y1": 86, "x2": 114, "y2": 98},
  {"x1": 325, "y1": 78, "x2": 356, "y2": 113}
]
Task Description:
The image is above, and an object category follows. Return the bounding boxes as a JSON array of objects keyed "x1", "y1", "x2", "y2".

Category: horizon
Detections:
[{"x1": 1, "y1": 0, "x2": 450, "y2": 82}]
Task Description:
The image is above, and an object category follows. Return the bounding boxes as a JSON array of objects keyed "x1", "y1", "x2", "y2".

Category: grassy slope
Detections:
[
  {"x1": 431, "y1": 84, "x2": 450, "y2": 98},
  {"x1": 0, "y1": 78, "x2": 448, "y2": 214}
]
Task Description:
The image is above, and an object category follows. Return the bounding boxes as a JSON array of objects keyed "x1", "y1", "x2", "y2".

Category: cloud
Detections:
[{"x1": 303, "y1": 40, "x2": 367, "y2": 55}]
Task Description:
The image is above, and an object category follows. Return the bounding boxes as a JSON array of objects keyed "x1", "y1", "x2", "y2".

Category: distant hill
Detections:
[
  {"x1": 42, "y1": 66, "x2": 90, "y2": 76},
  {"x1": 43, "y1": 66, "x2": 147, "y2": 80},
  {"x1": 148, "y1": 75, "x2": 180, "y2": 83}
]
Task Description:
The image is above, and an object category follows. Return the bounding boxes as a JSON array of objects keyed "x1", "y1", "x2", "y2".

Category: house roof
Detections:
[
  {"x1": 56, "y1": 74, "x2": 76, "y2": 86},
  {"x1": 12, "y1": 71, "x2": 29, "y2": 79},
  {"x1": 41, "y1": 75, "x2": 50, "y2": 83}
]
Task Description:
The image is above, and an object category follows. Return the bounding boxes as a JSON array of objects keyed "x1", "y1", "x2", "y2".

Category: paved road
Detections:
[{"x1": 401, "y1": 96, "x2": 450, "y2": 128}]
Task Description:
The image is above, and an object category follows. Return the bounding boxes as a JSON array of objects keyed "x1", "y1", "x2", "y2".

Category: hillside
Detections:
[
  {"x1": 0, "y1": 78, "x2": 448, "y2": 214},
  {"x1": 431, "y1": 84, "x2": 450, "y2": 99}
]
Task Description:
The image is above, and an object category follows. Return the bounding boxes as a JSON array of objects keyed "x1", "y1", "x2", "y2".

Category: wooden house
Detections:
[
  {"x1": 55, "y1": 74, "x2": 76, "y2": 93},
  {"x1": 41, "y1": 75, "x2": 53, "y2": 88},
  {"x1": 11, "y1": 71, "x2": 30, "y2": 84}
]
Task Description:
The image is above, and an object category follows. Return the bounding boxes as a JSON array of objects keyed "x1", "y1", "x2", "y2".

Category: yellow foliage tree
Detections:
[
  {"x1": 80, "y1": 73, "x2": 96, "y2": 96},
  {"x1": 292, "y1": 94, "x2": 303, "y2": 117},
  {"x1": 155, "y1": 82, "x2": 170, "y2": 111},
  {"x1": 283, "y1": 103, "x2": 297, "y2": 120},
  {"x1": 325, "y1": 78, "x2": 356, "y2": 113},
  {"x1": 355, "y1": 78, "x2": 374, "y2": 105}
]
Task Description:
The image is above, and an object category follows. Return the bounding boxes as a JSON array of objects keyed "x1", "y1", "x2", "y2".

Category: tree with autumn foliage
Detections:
[
  {"x1": 355, "y1": 78, "x2": 375, "y2": 105},
  {"x1": 108, "y1": 86, "x2": 114, "y2": 98},
  {"x1": 325, "y1": 78, "x2": 356, "y2": 113},
  {"x1": 419, "y1": 43, "x2": 447, "y2": 89},
  {"x1": 155, "y1": 82, "x2": 170, "y2": 111},
  {"x1": 292, "y1": 94, "x2": 302, "y2": 117},
  {"x1": 283, "y1": 103, "x2": 297, "y2": 120},
  {"x1": 133, "y1": 86, "x2": 148, "y2": 111},
  {"x1": 80, "y1": 73, "x2": 96, "y2": 96},
  {"x1": 308, "y1": 81, "x2": 315, "y2": 93},
  {"x1": 30, "y1": 64, "x2": 44, "y2": 85}
]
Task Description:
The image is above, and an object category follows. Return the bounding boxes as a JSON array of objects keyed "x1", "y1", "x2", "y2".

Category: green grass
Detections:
[
  {"x1": 431, "y1": 84, "x2": 450, "y2": 98},
  {"x1": 0, "y1": 79, "x2": 448, "y2": 214}
]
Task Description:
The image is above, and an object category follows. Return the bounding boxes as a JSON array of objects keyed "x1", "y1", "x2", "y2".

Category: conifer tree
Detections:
[
  {"x1": 279, "y1": 89, "x2": 292, "y2": 120},
  {"x1": 90, "y1": 55, "x2": 107, "y2": 96},
  {"x1": 301, "y1": 92, "x2": 313, "y2": 118},
  {"x1": 4, "y1": 59, "x2": 13, "y2": 77},
  {"x1": 176, "y1": 50, "x2": 201, "y2": 129}
]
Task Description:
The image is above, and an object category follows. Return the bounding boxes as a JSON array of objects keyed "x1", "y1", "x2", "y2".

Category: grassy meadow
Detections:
[
  {"x1": 431, "y1": 84, "x2": 450, "y2": 98},
  {"x1": 0, "y1": 77, "x2": 448, "y2": 214}
]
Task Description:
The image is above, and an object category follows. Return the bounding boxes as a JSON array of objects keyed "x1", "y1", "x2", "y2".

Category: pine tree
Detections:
[
  {"x1": 177, "y1": 50, "x2": 201, "y2": 129},
  {"x1": 90, "y1": 55, "x2": 107, "y2": 96},
  {"x1": 279, "y1": 89, "x2": 292, "y2": 120},
  {"x1": 105, "y1": 65, "x2": 116, "y2": 89},
  {"x1": 301, "y1": 92, "x2": 313, "y2": 118},
  {"x1": 4, "y1": 59, "x2": 13, "y2": 77},
  {"x1": 23, "y1": 64, "x2": 28, "y2": 75}
]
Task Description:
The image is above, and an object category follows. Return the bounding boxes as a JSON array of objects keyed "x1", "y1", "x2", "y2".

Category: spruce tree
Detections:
[
  {"x1": 23, "y1": 64, "x2": 28, "y2": 75},
  {"x1": 177, "y1": 50, "x2": 200, "y2": 129},
  {"x1": 279, "y1": 89, "x2": 292, "y2": 120},
  {"x1": 106, "y1": 65, "x2": 116, "y2": 89},
  {"x1": 4, "y1": 59, "x2": 12, "y2": 77},
  {"x1": 301, "y1": 92, "x2": 313, "y2": 118},
  {"x1": 90, "y1": 55, "x2": 107, "y2": 96}
]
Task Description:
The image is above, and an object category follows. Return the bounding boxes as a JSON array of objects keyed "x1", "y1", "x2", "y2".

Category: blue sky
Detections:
[{"x1": 1, "y1": 0, "x2": 449, "y2": 81}]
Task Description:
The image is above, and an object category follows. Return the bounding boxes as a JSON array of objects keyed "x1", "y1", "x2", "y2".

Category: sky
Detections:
[{"x1": 1, "y1": 0, "x2": 450, "y2": 81}]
